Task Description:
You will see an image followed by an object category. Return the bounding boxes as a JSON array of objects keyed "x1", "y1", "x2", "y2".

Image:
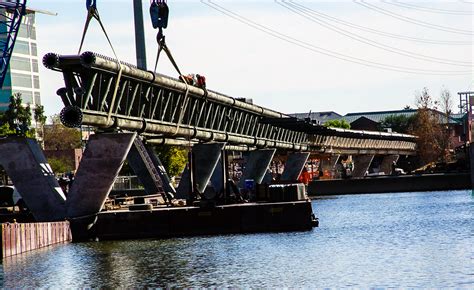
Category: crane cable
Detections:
[
  {"x1": 150, "y1": 0, "x2": 191, "y2": 136},
  {"x1": 78, "y1": 0, "x2": 124, "y2": 124},
  {"x1": 150, "y1": 0, "x2": 197, "y2": 200}
]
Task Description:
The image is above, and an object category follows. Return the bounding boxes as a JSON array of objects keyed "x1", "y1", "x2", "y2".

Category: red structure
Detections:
[{"x1": 1, "y1": 221, "x2": 72, "y2": 258}]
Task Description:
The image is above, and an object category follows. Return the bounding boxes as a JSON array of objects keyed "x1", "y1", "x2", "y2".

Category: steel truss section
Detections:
[
  {"x1": 44, "y1": 51, "x2": 308, "y2": 150},
  {"x1": 44, "y1": 51, "x2": 417, "y2": 154}
]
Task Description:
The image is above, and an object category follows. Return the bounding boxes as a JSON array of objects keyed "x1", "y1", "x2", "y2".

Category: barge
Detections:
[
  {"x1": 71, "y1": 200, "x2": 317, "y2": 241},
  {"x1": 308, "y1": 172, "x2": 470, "y2": 196}
]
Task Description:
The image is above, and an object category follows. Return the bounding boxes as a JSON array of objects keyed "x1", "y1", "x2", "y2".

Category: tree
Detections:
[
  {"x1": 380, "y1": 114, "x2": 415, "y2": 134},
  {"x1": 410, "y1": 88, "x2": 443, "y2": 165},
  {"x1": 438, "y1": 88, "x2": 453, "y2": 161},
  {"x1": 2, "y1": 93, "x2": 34, "y2": 137},
  {"x1": 33, "y1": 104, "x2": 47, "y2": 144},
  {"x1": 153, "y1": 145, "x2": 187, "y2": 177},
  {"x1": 0, "y1": 93, "x2": 46, "y2": 139},
  {"x1": 0, "y1": 121, "x2": 15, "y2": 136},
  {"x1": 439, "y1": 88, "x2": 453, "y2": 119},
  {"x1": 43, "y1": 115, "x2": 82, "y2": 150},
  {"x1": 48, "y1": 156, "x2": 74, "y2": 174},
  {"x1": 323, "y1": 119, "x2": 350, "y2": 129}
]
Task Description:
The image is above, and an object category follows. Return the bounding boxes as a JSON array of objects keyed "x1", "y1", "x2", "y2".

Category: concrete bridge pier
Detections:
[
  {"x1": 208, "y1": 150, "x2": 227, "y2": 199},
  {"x1": 175, "y1": 143, "x2": 225, "y2": 200},
  {"x1": 0, "y1": 137, "x2": 66, "y2": 221},
  {"x1": 175, "y1": 166, "x2": 191, "y2": 199},
  {"x1": 281, "y1": 152, "x2": 310, "y2": 181},
  {"x1": 380, "y1": 155, "x2": 400, "y2": 175},
  {"x1": 352, "y1": 155, "x2": 375, "y2": 178},
  {"x1": 65, "y1": 133, "x2": 137, "y2": 241},
  {"x1": 66, "y1": 133, "x2": 137, "y2": 219},
  {"x1": 191, "y1": 143, "x2": 226, "y2": 195},
  {"x1": 238, "y1": 149, "x2": 276, "y2": 190}
]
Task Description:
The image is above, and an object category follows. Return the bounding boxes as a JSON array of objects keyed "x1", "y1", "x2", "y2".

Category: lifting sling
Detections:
[{"x1": 79, "y1": 0, "x2": 124, "y2": 124}]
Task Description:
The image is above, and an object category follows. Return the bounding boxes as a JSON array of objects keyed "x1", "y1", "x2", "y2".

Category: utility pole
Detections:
[{"x1": 133, "y1": 0, "x2": 147, "y2": 70}]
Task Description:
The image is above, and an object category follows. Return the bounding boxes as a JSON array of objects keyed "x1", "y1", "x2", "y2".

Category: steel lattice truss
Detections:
[
  {"x1": 0, "y1": 0, "x2": 26, "y2": 88},
  {"x1": 44, "y1": 51, "x2": 417, "y2": 155}
]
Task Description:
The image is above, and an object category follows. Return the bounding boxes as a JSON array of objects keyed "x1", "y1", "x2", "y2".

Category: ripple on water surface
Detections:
[{"x1": 1, "y1": 190, "x2": 473, "y2": 287}]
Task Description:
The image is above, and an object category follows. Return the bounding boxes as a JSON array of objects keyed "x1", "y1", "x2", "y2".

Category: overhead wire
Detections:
[
  {"x1": 277, "y1": 1, "x2": 472, "y2": 67},
  {"x1": 355, "y1": 0, "x2": 474, "y2": 36},
  {"x1": 285, "y1": 1, "x2": 471, "y2": 46},
  {"x1": 382, "y1": 1, "x2": 474, "y2": 15},
  {"x1": 200, "y1": 0, "x2": 470, "y2": 75}
]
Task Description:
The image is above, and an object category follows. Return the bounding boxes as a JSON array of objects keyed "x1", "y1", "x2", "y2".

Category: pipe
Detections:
[
  {"x1": 144, "y1": 138, "x2": 255, "y2": 151},
  {"x1": 80, "y1": 111, "x2": 307, "y2": 150},
  {"x1": 43, "y1": 53, "x2": 82, "y2": 70},
  {"x1": 42, "y1": 53, "x2": 59, "y2": 69}
]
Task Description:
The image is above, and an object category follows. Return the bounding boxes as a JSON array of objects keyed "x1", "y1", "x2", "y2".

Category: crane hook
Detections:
[
  {"x1": 150, "y1": 0, "x2": 169, "y2": 30},
  {"x1": 86, "y1": 0, "x2": 97, "y2": 10}
]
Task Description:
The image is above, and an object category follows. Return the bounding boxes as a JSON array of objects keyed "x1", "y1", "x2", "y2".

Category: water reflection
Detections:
[{"x1": 1, "y1": 190, "x2": 473, "y2": 287}]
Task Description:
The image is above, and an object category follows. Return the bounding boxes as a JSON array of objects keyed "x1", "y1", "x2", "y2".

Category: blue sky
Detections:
[{"x1": 29, "y1": 0, "x2": 473, "y2": 117}]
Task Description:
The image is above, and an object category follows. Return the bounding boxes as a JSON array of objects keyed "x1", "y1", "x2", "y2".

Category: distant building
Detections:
[
  {"x1": 0, "y1": 8, "x2": 41, "y2": 111},
  {"x1": 348, "y1": 116, "x2": 380, "y2": 131},
  {"x1": 341, "y1": 109, "x2": 418, "y2": 125},
  {"x1": 293, "y1": 108, "x2": 468, "y2": 148},
  {"x1": 344, "y1": 109, "x2": 468, "y2": 148},
  {"x1": 290, "y1": 111, "x2": 342, "y2": 125}
]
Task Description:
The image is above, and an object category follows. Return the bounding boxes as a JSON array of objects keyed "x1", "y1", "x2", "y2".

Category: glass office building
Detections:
[{"x1": 0, "y1": 9, "x2": 41, "y2": 111}]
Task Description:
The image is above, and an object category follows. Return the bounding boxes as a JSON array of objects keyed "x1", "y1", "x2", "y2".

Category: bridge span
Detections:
[
  {"x1": 0, "y1": 51, "x2": 419, "y2": 224},
  {"x1": 43, "y1": 51, "x2": 416, "y2": 155}
]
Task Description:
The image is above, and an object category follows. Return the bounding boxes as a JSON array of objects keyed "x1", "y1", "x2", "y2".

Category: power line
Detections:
[
  {"x1": 278, "y1": 1, "x2": 472, "y2": 67},
  {"x1": 201, "y1": 0, "x2": 471, "y2": 75},
  {"x1": 355, "y1": 0, "x2": 474, "y2": 36},
  {"x1": 382, "y1": 1, "x2": 474, "y2": 15},
  {"x1": 286, "y1": 1, "x2": 471, "y2": 46}
]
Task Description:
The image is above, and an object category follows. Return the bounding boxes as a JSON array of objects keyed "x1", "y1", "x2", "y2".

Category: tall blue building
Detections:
[{"x1": 0, "y1": 8, "x2": 40, "y2": 111}]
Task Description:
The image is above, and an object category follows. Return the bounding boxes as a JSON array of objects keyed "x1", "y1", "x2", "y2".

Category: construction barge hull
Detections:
[
  {"x1": 72, "y1": 200, "x2": 316, "y2": 241},
  {"x1": 308, "y1": 173, "x2": 470, "y2": 196}
]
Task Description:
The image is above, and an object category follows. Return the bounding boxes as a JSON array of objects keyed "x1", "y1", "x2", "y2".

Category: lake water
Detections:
[{"x1": 1, "y1": 190, "x2": 473, "y2": 287}]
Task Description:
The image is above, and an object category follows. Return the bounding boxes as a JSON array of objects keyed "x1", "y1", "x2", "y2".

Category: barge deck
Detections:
[{"x1": 72, "y1": 200, "x2": 317, "y2": 241}]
